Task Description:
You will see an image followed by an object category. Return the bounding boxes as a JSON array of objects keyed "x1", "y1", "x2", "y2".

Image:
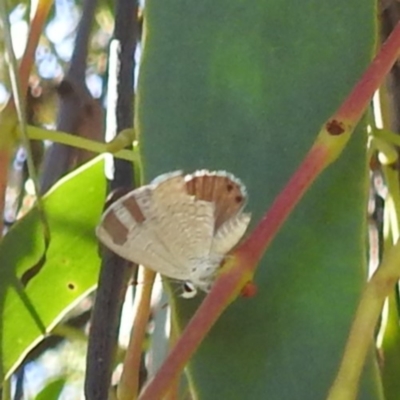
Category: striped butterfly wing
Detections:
[
  {"x1": 96, "y1": 171, "x2": 216, "y2": 281},
  {"x1": 211, "y1": 212, "x2": 251, "y2": 255},
  {"x1": 185, "y1": 170, "x2": 251, "y2": 256},
  {"x1": 185, "y1": 170, "x2": 247, "y2": 229},
  {"x1": 96, "y1": 184, "x2": 190, "y2": 280},
  {"x1": 149, "y1": 172, "x2": 215, "y2": 267},
  {"x1": 96, "y1": 170, "x2": 251, "y2": 284}
]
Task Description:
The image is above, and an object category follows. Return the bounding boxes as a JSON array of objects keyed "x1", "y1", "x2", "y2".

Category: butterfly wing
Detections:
[
  {"x1": 97, "y1": 170, "x2": 250, "y2": 286},
  {"x1": 185, "y1": 170, "x2": 250, "y2": 252},
  {"x1": 96, "y1": 171, "x2": 216, "y2": 281},
  {"x1": 149, "y1": 172, "x2": 215, "y2": 268},
  {"x1": 96, "y1": 182, "x2": 191, "y2": 280},
  {"x1": 211, "y1": 212, "x2": 251, "y2": 256},
  {"x1": 185, "y1": 170, "x2": 248, "y2": 230}
]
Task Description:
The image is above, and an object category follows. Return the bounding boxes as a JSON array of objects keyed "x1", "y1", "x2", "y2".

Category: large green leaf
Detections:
[
  {"x1": 137, "y1": 0, "x2": 382, "y2": 398},
  {"x1": 0, "y1": 156, "x2": 105, "y2": 380}
]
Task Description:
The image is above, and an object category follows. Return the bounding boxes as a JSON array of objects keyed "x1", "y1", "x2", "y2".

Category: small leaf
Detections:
[{"x1": 34, "y1": 377, "x2": 66, "y2": 400}]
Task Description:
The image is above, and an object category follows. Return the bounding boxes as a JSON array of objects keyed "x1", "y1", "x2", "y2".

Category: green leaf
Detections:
[
  {"x1": 34, "y1": 377, "x2": 66, "y2": 400},
  {"x1": 380, "y1": 292, "x2": 400, "y2": 400},
  {"x1": 137, "y1": 0, "x2": 382, "y2": 398},
  {"x1": 0, "y1": 156, "x2": 105, "y2": 380}
]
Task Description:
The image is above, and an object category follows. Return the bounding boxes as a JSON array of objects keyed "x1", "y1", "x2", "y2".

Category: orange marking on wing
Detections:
[
  {"x1": 123, "y1": 196, "x2": 146, "y2": 223},
  {"x1": 185, "y1": 172, "x2": 246, "y2": 230},
  {"x1": 102, "y1": 211, "x2": 129, "y2": 245}
]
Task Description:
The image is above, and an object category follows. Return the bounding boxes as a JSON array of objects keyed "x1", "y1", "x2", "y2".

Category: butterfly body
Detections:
[{"x1": 96, "y1": 170, "x2": 250, "y2": 295}]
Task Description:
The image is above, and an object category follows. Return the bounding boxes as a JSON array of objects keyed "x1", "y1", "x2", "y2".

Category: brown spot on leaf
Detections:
[{"x1": 326, "y1": 119, "x2": 345, "y2": 135}]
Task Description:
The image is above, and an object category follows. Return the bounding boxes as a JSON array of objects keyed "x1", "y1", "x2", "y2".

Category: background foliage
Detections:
[{"x1": 0, "y1": 0, "x2": 398, "y2": 399}]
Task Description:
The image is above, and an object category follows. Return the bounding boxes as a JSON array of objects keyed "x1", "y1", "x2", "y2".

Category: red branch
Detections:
[
  {"x1": 336, "y1": 20, "x2": 400, "y2": 122},
  {"x1": 237, "y1": 144, "x2": 329, "y2": 268}
]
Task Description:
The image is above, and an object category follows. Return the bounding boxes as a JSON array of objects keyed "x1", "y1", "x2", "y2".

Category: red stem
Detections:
[
  {"x1": 138, "y1": 264, "x2": 245, "y2": 400},
  {"x1": 19, "y1": 0, "x2": 53, "y2": 96},
  {"x1": 336, "y1": 20, "x2": 400, "y2": 122},
  {"x1": 237, "y1": 144, "x2": 329, "y2": 268}
]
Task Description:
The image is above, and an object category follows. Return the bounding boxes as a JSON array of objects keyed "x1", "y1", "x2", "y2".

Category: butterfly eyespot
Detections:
[
  {"x1": 181, "y1": 282, "x2": 197, "y2": 299},
  {"x1": 226, "y1": 184, "x2": 234, "y2": 192},
  {"x1": 235, "y1": 195, "x2": 243, "y2": 203}
]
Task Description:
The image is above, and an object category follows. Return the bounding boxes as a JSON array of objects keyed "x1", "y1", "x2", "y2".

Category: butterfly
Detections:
[{"x1": 96, "y1": 170, "x2": 251, "y2": 297}]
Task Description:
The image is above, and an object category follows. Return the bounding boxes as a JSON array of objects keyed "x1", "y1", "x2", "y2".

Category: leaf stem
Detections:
[
  {"x1": 117, "y1": 268, "x2": 155, "y2": 400},
  {"x1": 27, "y1": 126, "x2": 136, "y2": 162},
  {"x1": 327, "y1": 241, "x2": 400, "y2": 400}
]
